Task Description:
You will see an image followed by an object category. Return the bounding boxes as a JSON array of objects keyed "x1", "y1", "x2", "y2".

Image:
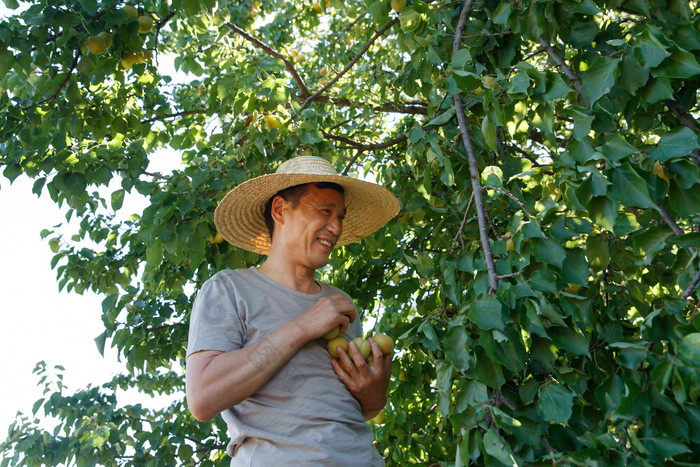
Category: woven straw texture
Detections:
[{"x1": 214, "y1": 156, "x2": 400, "y2": 255}]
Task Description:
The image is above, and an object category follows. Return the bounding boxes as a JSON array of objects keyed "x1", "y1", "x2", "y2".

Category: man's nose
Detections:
[{"x1": 327, "y1": 215, "x2": 342, "y2": 236}]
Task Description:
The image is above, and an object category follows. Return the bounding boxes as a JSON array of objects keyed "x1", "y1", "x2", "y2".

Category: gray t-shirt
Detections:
[{"x1": 187, "y1": 267, "x2": 384, "y2": 466}]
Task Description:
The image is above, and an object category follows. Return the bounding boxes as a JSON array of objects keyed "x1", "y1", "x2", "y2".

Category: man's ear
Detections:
[{"x1": 270, "y1": 195, "x2": 289, "y2": 228}]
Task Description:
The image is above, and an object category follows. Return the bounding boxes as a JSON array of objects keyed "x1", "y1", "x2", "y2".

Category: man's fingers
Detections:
[
  {"x1": 368, "y1": 339, "x2": 383, "y2": 368},
  {"x1": 336, "y1": 345, "x2": 356, "y2": 374}
]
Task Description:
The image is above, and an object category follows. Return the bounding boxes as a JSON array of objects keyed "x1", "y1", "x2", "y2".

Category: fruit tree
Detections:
[{"x1": 1, "y1": 0, "x2": 700, "y2": 465}]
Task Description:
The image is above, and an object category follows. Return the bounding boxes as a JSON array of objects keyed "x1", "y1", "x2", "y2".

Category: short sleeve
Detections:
[{"x1": 186, "y1": 274, "x2": 247, "y2": 357}]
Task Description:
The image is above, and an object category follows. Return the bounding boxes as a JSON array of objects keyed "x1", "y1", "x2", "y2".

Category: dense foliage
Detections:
[{"x1": 2, "y1": 0, "x2": 700, "y2": 464}]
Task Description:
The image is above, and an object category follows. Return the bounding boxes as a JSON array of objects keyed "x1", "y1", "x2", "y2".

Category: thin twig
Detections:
[
  {"x1": 663, "y1": 100, "x2": 699, "y2": 131},
  {"x1": 323, "y1": 132, "x2": 407, "y2": 152},
  {"x1": 687, "y1": 297, "x2": 700, "y2": 324},
  {"x1": 35, "y1": 53, "x2": 80, "y2": 106},
  {"x1": 452, "y1": 0, "x2": 498, "y2": 293},
  {"x1": 497, "y1": 271, "x2": 522, "y2": 279},
  {"x1": 341, "y1": 150, "x2": 365, "y2": 176},
  {"x1": 656, "y1": 202, "x2": 696, "y2": 254},
  {"x1": 225, "y1": 22, "x2": 310, "y2": 98},
  {"x1": 496, "y1": 125, "x2": 506, "y2": 165},
  {"x1": 481, "y1": 185, "x2": 532, "y2": 217},
  {"x1": 299, "y1": 18, "x2": 399, "y2": 111},
  {"x1": 141, "y1": 109, "x2": 206, "y2": 124},
  {"x1": 683, "y1": 269, "x2": 700, "y2": 300},
  {"x1": 451, "y1": 191, "x2": 475, "y2": 253},
  {"x1": 314, "y1": 96, "x2": 427, "y2": 115},
  {"x1": 153, "y1": 11, "x2": 176, "y2": 65},
  {"x1": 539, "y1": 37, "x2": 590, "y2": 108}
]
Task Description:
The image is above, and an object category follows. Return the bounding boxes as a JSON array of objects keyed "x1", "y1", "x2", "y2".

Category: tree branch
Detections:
[
  {"x1": 539, "y1": 37, "x2": 590, "y2": 108},
  {"x1": 141, "y1": 109, "x2": 206, "y2": 124},
  {"x1": 315, "y1": 95, "x2": 428, "y2": 115},
  {"x1": 299, "y1": 18, "x2": 399, "y2": 112},
  {"x1": 451, "y1": 190, "x2": 475, "y2": 254},
  {"x1": 35, "y1": 53, "x2": 81, "y2": 106},
  {"x1": 683, "y1": 268, "x2": 700, "y2": 300},
  {"x1": 323, "y1": 131, "x2": 407, "y2": 152},
  {"x1": 153, "y1": 11, "x2": 177, "y2": 65},
  {"x1": 452, "y1": 0, "x2": 498, "y2": 294},
  {"x1": 225, "y1": 22, "x2": 310, "y2": 98},
  {"x1": 663, "y1": 100, "x2": 699, "y2": 131},
  {"x1": 481, "y1": 185, "x2": 532, "y2": 217}
]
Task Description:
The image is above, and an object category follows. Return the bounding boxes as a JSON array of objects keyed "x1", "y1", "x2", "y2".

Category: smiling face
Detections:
[{"x1": 273, "y1": 183, "x2": 347, "y2": 270}]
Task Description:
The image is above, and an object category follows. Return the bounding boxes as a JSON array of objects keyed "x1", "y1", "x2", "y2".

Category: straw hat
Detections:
[{"x1": 214, "y1": 156, "x2": 400, "y2": 254}]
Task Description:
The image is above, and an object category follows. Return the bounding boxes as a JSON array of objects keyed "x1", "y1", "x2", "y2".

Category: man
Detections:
[{"x1": 185, "y1": 156, "x2": 400, "y2": 465}]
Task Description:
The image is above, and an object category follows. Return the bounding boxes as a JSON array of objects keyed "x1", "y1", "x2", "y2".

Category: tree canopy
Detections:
[{"x1": 2, "y1": 0, "x2": 700, "y2": 465}]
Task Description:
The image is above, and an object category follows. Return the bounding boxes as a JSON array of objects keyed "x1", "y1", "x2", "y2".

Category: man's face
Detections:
[{"x1": 278, "y1": 184, "x2": 346, "y2": 269}]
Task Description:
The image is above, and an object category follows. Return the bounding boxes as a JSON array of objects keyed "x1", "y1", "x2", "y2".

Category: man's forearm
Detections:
[{"x1": 186, "y1": 321, "x2": 308, "y2": 421}]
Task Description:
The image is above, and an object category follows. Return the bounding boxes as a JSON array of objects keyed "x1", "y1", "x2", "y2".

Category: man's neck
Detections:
[{"x1": 257, "y1": 254, "x2": 321, "y2": 294}]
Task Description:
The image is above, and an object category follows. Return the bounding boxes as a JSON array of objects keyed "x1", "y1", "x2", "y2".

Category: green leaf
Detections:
[
  {"x1": 468, "y1": 296, "x2": 505, "y2": 331},
  {"x1": 492, "y1": 2, "x2": 511, "y2": 25},
  {"x1": 601, "y1": 133, "x2": 639, "y2": 162},
  {"x1": 549, "y1": 326, "x2": 589, "y2": 356},
  {"x1": 111, "y1": 189, "x2": 125, "y2": 211},
  {"x1": 561, "y1": 248, "x2": 589, "y2": 286},
  {"x1": 669, "y1": 182, "x2": 700, "y2": 217},
  {"x1": 49, "y1": 237, "x2": 60, "y2": 253},
  {"x1": 650, "y1": 127, "x2": 700, "y2": 162},
  {"x1": 606, "y1": 163, "x2": 654, "y2": 208},
  {"x1": 679, "y1": 333, "x2": 700, "y2": 367},
  {"x1": 483, "y1": 428, "x2": 518, "y2": 465},
  {"x1": 646, "y1": 436, "x2": 692, "y2": 459},
  {"x1": 651, "y1": 359, "x2": 673, "y2": 392},
  {"x1": 632, "y1": 26, "x2": 671, "y2": 68},
  {"x1": 531, "y1": 237, "x2": 566, "y2": 268},
  {"x1": 94, "y1": 331, "x2": 107, "y2": 357},
  {"x1": 444, "y1": 325, "x2": 469, "y2": 371},
  {"x1": 426, "y1": 107, "x2": 455, "y2": 127},
  {"x1": 652, "y1": 49, "x2": 700, "y2": 79},
  {"x1": 538, "y1": 382, "x2": 574, "y2": 425},
  {"x1": 436, "y1": 360, "x2": 453, "y2": 416},
  {"x1": 398, "y1": 7, "x2": 421, "y2": 33},
  {"x1": 582, "y1": 56, "x2": 619, "y2": 105},
  {"x1": 618, "y1": 56, "x2": 649, "y2": 94},
  {"x1": 586, "y1": 236, "x2": 610, "y2": 271},
  {"x1": 3, "y1": 0, "x2": 19, "y2": 8}
]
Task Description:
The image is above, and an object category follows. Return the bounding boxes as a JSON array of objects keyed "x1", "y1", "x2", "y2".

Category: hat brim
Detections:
[{"x1": 214, "y1": 173, "x2": 400, "y2": 255}]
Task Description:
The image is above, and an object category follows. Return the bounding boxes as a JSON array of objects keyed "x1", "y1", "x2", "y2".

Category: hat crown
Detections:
[{"x1": 275, "y1": 156, "x2": 339, "y2": 176}]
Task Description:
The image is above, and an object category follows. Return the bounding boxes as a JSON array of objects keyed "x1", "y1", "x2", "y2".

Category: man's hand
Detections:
[
  {"x1": 331, "y1": 338, "x2": 391, "y2": 418},
  {"x1": 293, "y1": 293, "x2": 357, "y2": 340}
]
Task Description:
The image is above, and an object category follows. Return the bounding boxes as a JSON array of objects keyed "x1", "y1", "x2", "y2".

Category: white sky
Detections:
[
  {"x1": 0, "y1": 147, "x2": 185, "y2": 435},
  {"x1": 0, "y1": 4, "x2": 192, "y2": 437}
]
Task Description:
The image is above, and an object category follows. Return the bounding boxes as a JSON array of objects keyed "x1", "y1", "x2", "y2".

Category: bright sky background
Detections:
[
  {"x1": 0, "y1": 149, "x2": 184, "y2": 436},
  {"x1": 0, "y1": 3, "x2": 188, "y2": 437}
]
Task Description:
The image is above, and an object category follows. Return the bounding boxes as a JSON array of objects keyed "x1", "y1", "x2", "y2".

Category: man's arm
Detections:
[
  {"x1": 331, "y1": 338, "x2": 392, "y2": 420},
  {"x1": 186, "y1": 293, "x2": 356, "y2": 422}
]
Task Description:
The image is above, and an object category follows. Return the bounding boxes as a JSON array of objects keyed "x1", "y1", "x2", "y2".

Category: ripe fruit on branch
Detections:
[
  {"x1": 137, "y1": 15, "x2": 153, "y2": 33},
  {"x1": 121, "y1": 52, "x2": 141, "y2": 69},
  {"x1": 265, "y1": 115, "x2": 282, "y2": 130},
  {"x1": 372, "y1": 410, "x2": 386, "y2": 424},
  {"x1": 208, "y1": 232, "x2": 224, "y2": 244},
  {"x1": 86, "y1": 34, "x2": 110, "y2": 55},
  {"x1": 391, "y1": 0, "x2": 406, "y2": 13},
  {"x1": 327, "y1": 336, "x2": 349, "y2": 358},
  {"x1": 483, "y1": 75, "x2": 500, "y2": 90},
  {"x1": 97, "y1": 31, "x2": 112, "y2": 48},
  {"x1": 123, "y1": 5, "x2": 138, "y2": 18}
]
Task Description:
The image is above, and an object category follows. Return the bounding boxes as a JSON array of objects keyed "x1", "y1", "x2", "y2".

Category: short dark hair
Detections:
[{"x1": 263, "y1": 182, "x2": 345, "y2": 239}]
